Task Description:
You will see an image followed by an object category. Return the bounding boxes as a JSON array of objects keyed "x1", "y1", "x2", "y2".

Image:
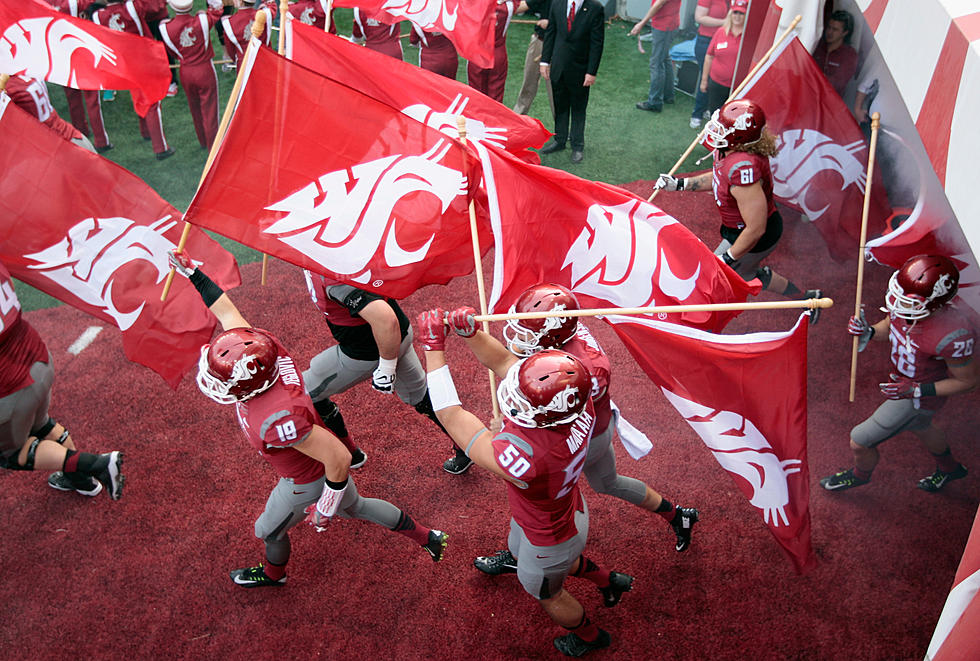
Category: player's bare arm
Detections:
[
  {"x1": 729, "y1": 181, "x2": 768, "y2": 258},
  {"x1": 294, "y1": 425, "x2": 352, "y2": 482},
  {"x1": 168, "y1": 250, "x2": 249, "y2": 330},
  {"x1": 445, "y1": 306, "x2": 518, "y2": 378},
  {"x1": 936, "y1": 358, "x2": 979, "y2": 397},
  {"x1": 357, "y1": 299, "x2": 401, "y2": 360}
]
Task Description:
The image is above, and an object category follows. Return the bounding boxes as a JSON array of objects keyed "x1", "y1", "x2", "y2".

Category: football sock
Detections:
[
  {"x1": 565, "y1": 613, "x2": 600, "y2": 643},
  {"x1": 932, "y1": 448, "x2": 961, "y2": 473},
  {"x1": 263, "y1": 560, "x2": 286, "y2": 581},
  {"x1": 571, "y1": 556, "x2": 610, "y2": 588},
  {"x1": 655, "y1": 498, "x2": 676, "y2": 522},
  {"x1": 62, "y1": 450, "x2": 108, "y2": 476},
  {"x1": 853, "y1": 467, "x2": 873, "y2": 481},
  {"x1": 783, "y1": 282, "x2": 803, "y2": 297},
  {"x1": 391, "y1": 512, "x2": 430, "y2": 546}
]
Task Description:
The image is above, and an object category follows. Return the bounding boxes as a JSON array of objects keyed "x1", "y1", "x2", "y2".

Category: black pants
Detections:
[{"x1": 551, "y1": 73, "x2": 590, "y2": 151}]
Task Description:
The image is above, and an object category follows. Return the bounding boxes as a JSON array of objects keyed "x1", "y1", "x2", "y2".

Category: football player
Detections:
[
  {"x1": 821, "y1": 255, "x2": 977, "y2": 492},
  {"x1": 655, "y1": 98, "x2": 823, "y2": 321},
  {"x1": 302, "y1": 271, "x2": 472, "y2": 474},
  {"x1": 0, "y1": 261, "x2": 124, "y2": 499},
  {"x1": 417, "y1": 309, "x2": 633, "y2": 658},
  {"x1": 169, "y1": 251, "x2": 448, "y2": 588},
  {"x1": 449, "y1": 284, "x2": 700, "y2": 554}
]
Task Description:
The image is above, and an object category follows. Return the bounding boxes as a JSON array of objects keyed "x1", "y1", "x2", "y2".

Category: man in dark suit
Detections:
[{"x1": 540, "y1": 0, "x2": 605, "y2": 164}]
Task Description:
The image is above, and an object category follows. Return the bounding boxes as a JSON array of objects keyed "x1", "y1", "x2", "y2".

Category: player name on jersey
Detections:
[{"x1": 566, "y1": 408, "x2": 595, "y2": 454}]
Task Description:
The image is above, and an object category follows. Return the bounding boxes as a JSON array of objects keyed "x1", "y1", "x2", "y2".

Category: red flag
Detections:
[
  {"x1": 927, "y1": 504, "x2": 980, "y2": 661},
  {"x1": 184, "y1": 43, "x2": 488, "y2": 300},
  {"x1": 0, "y1": 0, "x2": 170, "y2": 116},
  {"x1": 331, "y1": 0, "x2": 497, "y2": 68},
  {"x1": 285, "y1": 22, "x2": 549, "y2": 159},
  {"x1": 480, "y1": 145, "x2": 758, "y2": 332},
  {"x1": 0, "y1": 96, "x2": 240, "y2": 388},
  {"x1": 736, "y1": 37, "x2": 892, "y2": 261},
  {"x1": 606, "y1": 313, "x2": 816, "y2": 573}
]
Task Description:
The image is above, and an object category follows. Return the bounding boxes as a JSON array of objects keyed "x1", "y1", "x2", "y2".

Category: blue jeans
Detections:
[
  {"x1": 646, "y1": 27, "x2": 675, "y2": 106},
  {"x1": 692, "y1": 33, "x2": 711, "y2": 119}
]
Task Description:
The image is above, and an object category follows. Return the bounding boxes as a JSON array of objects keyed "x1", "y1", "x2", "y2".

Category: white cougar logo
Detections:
[
  {"x1": 562, "y1": 201, "x2": 700, "y2": 307},
  {"x1": 24, "y1": 217, "x2": 178, "y2": 330},
  {"x1": 401, "y1": 94, "x2": 508, "y2": 149},
  {"x1": 0, "y1": 18, "x2": 117, "y2": 87},
  {"x1": 662, "y1": 388, "x2": 801, "y2": 526},
  {"x1": 771, "y1": 128, "x2": 866, "y2": 221},
  {"x1": 300, "y1": 8, "x2": 315, "y2": 24},
  {"x1": 179, "y1": 26, "x2": 197, "y2": 48},
  {"x1": 381, "y1": 0, "x2": 457, "y2": 30},
  {"x1": 264, "y1": 141, "x2": 466, "y2": 282}
]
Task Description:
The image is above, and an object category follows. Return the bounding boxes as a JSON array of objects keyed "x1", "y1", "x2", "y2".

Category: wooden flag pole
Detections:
[
  {"x1": 161, "y1": 13, "x2": 268, "y2": 302},
  {"x1": 324, "y1": 0, "x2": 333, "y2": 33},
  {"x1": 848, "y1": 112, "x2": 881, "y2": 402},
  {"x1": 0, "y1": 73, "x2": 9, "y2": 92},
  {"x1": 456, "y1": 116, "x2": 500, "y2": 419},
  {"x1": 475, "y1": 296, "x2": 833, "y2": 323},
  {"x1": 648, "y1": 14, "x2": 802, "y2": 203}
]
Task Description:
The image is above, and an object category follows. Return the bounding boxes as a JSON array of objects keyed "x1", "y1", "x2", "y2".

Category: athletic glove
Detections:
[
  {"x1": 168, "y1": 249, "x2": 197, "y2": 278},
  {"x1": 654, "y1": 174, "x2": 685, "y2": 191},
  {"x1": 371, "y1": 358, "x2": 397, "y2": 394},
  {"x1": 448, "y1": 306, "x2": 478, "y2": 338},
  {"x1": 848, "y1": 308, "x2": 874, "y2": 353},
  {"x1": 417, "y1": 309, "x2": 448, "y2": 351},
  {"x1": 880, "y1": 373, "x2": 921, "y2": 400}
]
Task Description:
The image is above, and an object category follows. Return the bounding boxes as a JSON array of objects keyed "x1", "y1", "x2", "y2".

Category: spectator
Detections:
[
  {"x1": 410, "y1": 27, "x2": 459, "y2": 79},
  {"x1": 351, "y1": 9, "x2": 402, "y2": 60},
  {"x1": 690, "y1": 0, "x2": 729, "y2": 128},
  {"x1": 512, "y1": 0, "x2": 555, "y2": 116},
  {"x1": 699, "y1": 0, "x2": 747, "y2": 116},
  {"x1": 467, "y1": 0, "x2": 516, "y2": 103},
  {"x1": 3, "y1": 74, "x2": 97, "y2": 153},
  {"x1": 629, "y1": 0, "x2": 682, "y2": 113},
  {"x1": 812, "y1": 10, "x2": 858, "y2": 98}
]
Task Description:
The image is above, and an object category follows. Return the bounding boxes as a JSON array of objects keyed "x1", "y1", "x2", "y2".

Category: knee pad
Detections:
[
  {"x1": 6, "y1": 437, "x2": 43, "y2": 471},
  {"x1": 755, "y1": 265, "x2": 773, "y2": 290},
  {"x1": 313, "y1": 398, "x2": 348, "y2": 438}
]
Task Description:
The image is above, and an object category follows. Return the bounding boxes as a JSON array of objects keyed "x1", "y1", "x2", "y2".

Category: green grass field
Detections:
[{"x1": 20, "y1": 10, "x2": 706, "y2": 310}]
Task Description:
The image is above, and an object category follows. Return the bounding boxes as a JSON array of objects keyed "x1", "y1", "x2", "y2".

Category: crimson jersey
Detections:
[
  {"x1": 712, "y1": 149, "x2": 776, "y2": 230},
  {"x1": 563, "y1": 325, "x2": 612, "y2": 435},
  {"x1": 91, "y1": 0, "x2": 151, "y2": 37},
  {"x1": 352, "y1": 9, "x2": 402, "y2": 60},
  {"x1": 220, "y1": 4, "x2": 276, "y2": 66},
  {"x1": 287, "y1": 0, "x2": 337, "y2": 33},
  {"x1": 413, "y1": 29, "x2": 458, "y2": 79},
  {"x1": 888, "y1": 304, "x2": 976, "y2": 409},
  {"x1": 492, "y1": 399, "x2": 595, "y2": 546},
  {"x1": 46, "y1": 0, "x2": 98, "y2": 17},
  {"x1": 0, "y1": 263, "x2": 48, "y2": 397},
  {"x1": 233, "y1": 335, "x2": 323, "y2": 484},
  {"x1": 4, "y1": 75, "x2": 83, "y2": 142},
  {"x1": 160, "y1": 9, "x2": 223, "y2": 66}
]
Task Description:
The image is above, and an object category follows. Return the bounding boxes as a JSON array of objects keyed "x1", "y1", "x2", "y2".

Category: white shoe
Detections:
[
  {"x1": 689, "y1": 117, "x2": 702, "y2": 129},
  {"x1": 166, "y1": 82, "x2": 178, "y2": 97}
]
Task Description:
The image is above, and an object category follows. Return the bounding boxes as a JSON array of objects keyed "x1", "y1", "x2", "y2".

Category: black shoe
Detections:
[
  {"x1": 474, "y1": 549, "x2": 517, "y2": 575},
  {"x1": 349, "y1": 448, "x2": 367, "y2": 470},
  {"x1": 571, "y1": 150, "x2": 584, "y2": 164},
  {"x1": 664, "y1": 97, "x2": 675, "y2": 105},
  {"x1": 443, "y1": 453, "x2": 473, "y2": 475},
  {"x1": 804, "y1": 289, "x2": 823, "y2": 325},
  {"x1": 670, "y1": 506, "x2": 699, "y2": 552},
  {"x1": 820, "y1": 468, "x2": 869, "y2": 491},
  {"x1": 94, "y1": 143, "x2": 114, "y2": 154},
  {"x1": 94, "y1": 451, "x2": 124, "y2": 500},
  {"x1": 553, "y1": 629, "x2": 611, "y2": 657},
  {"x1": 422, "y1": 529, "x2": 449, "y2": 562},
  {"x1": 636, "y1": 101, "x2": 662, "y2": 112},
  {"x1": 599, "y1": 571, "x2": 634, "y2": 607},
  {"x1": 539, "y1": 139, "x2": 565, "y2": 154},
  {"x1": 918, "y1": 464, "x2": 967, "y2": 492},
  {"x1": 229, "y1": 564, "x2": 286, "y2": 588},
  {"x1": 155, "y1": 147, "x2": 176, "y2": 161},
  {"x1": 47, "y1": 471, "x2": 103, "y2": 497}
]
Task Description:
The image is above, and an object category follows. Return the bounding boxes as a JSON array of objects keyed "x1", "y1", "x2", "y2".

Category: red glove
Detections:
[
  {"x1": 417, "y1": 309, "x2": 448, "y2": 351},
  {"x1": 879, "y1": 373, "x2": 920, "y2": 400},
  {"x1": 167, "y1": 249, "x2": 196, "y2": 278},
  {"x1": 448, "y1": 306, "x2": 478, "y2": 338}
]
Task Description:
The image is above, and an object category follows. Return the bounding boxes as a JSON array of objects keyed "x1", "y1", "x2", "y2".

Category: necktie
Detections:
[{"x1": 567, "y1": 1, "x2": 575, "y2": 31}]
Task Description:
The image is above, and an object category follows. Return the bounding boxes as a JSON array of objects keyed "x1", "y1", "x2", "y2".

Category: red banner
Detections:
[
  {"x1": 607, "y1": 313, "x2": 816, "y2": 574},
  {"x1": 0, "y1": 97, "x2": 240, "y2": 388},
  {"x1": 480, "y1": 144, "x2": 757, "y2": 332},
  {"x1": 184, "y1": 43, "x2": 488, "y2": 300},
  {"x1": 0, "y1": 0, "x2": 170, "y2": 116},
  {"x1": 736, "y1": 37, "x2": 892, "y2": 261},
  {"x1": 331, "y1": 0, "x2": 496, "y2": 68},
  {"x1": 928, "y1": 505, "x2": 980, "y2": 661},
  {"x1": 285, "y1": 22, "x2": 549, "y2": 159}
]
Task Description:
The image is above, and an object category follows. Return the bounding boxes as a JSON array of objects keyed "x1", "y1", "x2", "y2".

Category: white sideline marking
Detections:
[{"x1": 68, "y1": 326, "x2": 103, "y2": 355}]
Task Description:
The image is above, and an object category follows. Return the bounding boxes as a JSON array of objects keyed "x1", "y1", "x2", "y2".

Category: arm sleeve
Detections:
[{"x1": 326, "y1": 284, "x2": 385, "y2": 316}]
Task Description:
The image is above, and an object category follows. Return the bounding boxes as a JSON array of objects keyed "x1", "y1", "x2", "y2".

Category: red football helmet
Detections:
[
  {"x1": 886, "y1": 255, "x2": 959, "y2": 320},
  {"x1": 197, "y1": 328, "x2": 280, "y2": 404},
  {"x1": 497, "y1": 349, "x2": 591, "y2": 428},
  {"x1": 503, "y1": 284, "x2": 580, "y2": 357},
  {"x1": 702, "y1": 99, "x2": 766, "y2": 150}
]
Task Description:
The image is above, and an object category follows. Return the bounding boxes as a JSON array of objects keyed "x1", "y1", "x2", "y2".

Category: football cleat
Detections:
[
  {"x1": 422, "y1": 530, "x2": 449, "y2": 562},
  {"x1": 670, "y1": 507, "x2": 700, "y2": 552},
  {"x1": 95, "y1": 451, "x2": 124, "y2": 500},
  {"x1": 553, "y1": 629, "x2": 611, "y2": 657},
  {"x1": 820, "y1": 468, "x2": 869, "y2": 491},
  {"x1": 442, "y1": 454, "x2": 473, "y2": 475},
  {"x1": 47, "y1": 471, "x2": 103, "y2": 497},
  {"x1": 349, "y1": 448, "x2": 367, "y2": 470},
  {"x1": 599, "y1": 572, "x2": 634, "y2": 607},
  {"x1": 229, "y1": 564, "x2": 286, "y2": 588},
  {"x1": 917, "y1": 464, "x2": 967, "y2": 492},
  {"x1": 473, "y1": 549, "x2": 518, "y2": 575}
]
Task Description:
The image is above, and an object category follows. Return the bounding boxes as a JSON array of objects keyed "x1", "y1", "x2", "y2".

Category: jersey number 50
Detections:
[{"x1": 498, "y1": 444, "x2": 531, "y2": 478}]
